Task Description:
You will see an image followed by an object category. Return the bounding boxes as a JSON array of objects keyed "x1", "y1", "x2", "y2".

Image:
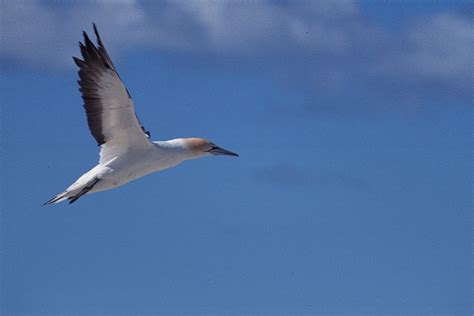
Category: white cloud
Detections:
[
  {"x1": 1, "y1": 0, "x2": 472, "y2": 105},
  {"x1": 167, "y1": 0, "x2": 363, "y2": 54},
  {"x1": 0, "y1": 0, "x2": 152, "y2": 68},
  {"x1": 402, "y1": 13, "x2": 472, "y2": 83},
  {"x1": 0, "y1": 0, "x2": 369, "y2": 65}
]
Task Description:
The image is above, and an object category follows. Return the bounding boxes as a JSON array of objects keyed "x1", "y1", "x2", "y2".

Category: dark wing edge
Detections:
[
  {"x1": 73, "y1": 23, "x2": 151, "y2": 146},
  {"x1": 92, "y1": 24, "x2": 151, "y2": 139}
]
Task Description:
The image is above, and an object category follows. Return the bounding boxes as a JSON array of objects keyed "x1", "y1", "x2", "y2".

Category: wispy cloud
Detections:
[
  {"x1": 370, "y1": 12, "x2": 473, "y2": 105},
  {"x1": 255, "y1": 165, "x2": 370, "y2": 192},
  {"x1": 0, "y1": 0, "x2": 365, "y2": 65},
  {"x1": 1, "y1": 0, "x2": 150, "y2": 69},
  {"x1": 1, "y1": 0, "x2": 472, "y2": 107}
]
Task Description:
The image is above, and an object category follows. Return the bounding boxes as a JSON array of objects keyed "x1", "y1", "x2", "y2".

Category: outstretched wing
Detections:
[{"x1": 73, "y1": 24, "x2": 152, "y2": 164}]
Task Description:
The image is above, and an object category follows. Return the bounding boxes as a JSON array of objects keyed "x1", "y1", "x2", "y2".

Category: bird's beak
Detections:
[{"x1": 209, "y1": 146, "x2": 239, "y2": 157}]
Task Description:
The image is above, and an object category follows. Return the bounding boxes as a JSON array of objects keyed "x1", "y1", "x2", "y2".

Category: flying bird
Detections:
[{"x1": 45, "y1": 24, "x2": 238, "y2": 205}]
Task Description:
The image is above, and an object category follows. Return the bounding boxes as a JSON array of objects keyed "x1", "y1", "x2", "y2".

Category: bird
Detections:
[{"x1": 44, "y1": 24, "x2": 238, "y2": 205}]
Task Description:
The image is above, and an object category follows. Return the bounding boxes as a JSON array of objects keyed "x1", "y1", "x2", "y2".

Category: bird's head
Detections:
[{"x1": 183, "y1": 138, "x2": 239, "y2": 159}]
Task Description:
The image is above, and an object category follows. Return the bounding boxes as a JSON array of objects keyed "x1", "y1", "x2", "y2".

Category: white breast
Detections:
[{"x1": 102, "y1": 144, "x2": 185, "y2": 186}]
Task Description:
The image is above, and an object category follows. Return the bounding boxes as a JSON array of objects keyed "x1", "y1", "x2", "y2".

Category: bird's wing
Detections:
[{"x1": 73, "y1": 24, "x2": 153, "y2": 165}]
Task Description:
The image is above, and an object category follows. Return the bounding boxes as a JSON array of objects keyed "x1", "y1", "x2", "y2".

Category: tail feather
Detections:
[
  {"x1": 43, "y1": 192, "x2": 68, "y2": 205},
  {"x1": 43, "y1": 178, "x2": 101, "y2": 206}
]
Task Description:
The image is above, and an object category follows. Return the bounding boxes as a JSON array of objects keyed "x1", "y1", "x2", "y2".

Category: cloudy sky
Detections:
[{"x1": 1, "y1": 0, "x2": 472, "y2": 315}]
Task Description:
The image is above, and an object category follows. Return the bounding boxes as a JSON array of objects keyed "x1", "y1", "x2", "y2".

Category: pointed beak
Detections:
[{"x1": 209, "y1": 146, "x2": 239, "y2": 157}]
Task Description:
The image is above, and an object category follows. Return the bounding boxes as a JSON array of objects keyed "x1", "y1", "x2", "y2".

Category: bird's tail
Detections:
[
  {"x1": 43, "y1": 192, "x2": 69, "y2": 205},
  {"x1": 43, "y1": 177, "x2": 101, "y2": 206}
]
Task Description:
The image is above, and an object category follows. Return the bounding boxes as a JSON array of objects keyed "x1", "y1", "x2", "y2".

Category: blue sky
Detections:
[{"x1": 1, "y1": 1, "x2": 472, "y2": 315}]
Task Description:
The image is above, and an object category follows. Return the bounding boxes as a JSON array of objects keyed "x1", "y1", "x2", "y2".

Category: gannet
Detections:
[{"x1": 45, "y1": 24, "x2": 238, "y2": 205}]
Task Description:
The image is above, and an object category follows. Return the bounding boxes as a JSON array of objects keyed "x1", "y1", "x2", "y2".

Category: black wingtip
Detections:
[
  {"x1": 83, "y1": 30, "x2": 93, "y2": 46},
  {"x1": 93, "y1": 23, "x2": 102, "y2": 44},
  {"x1": 72, "y1": 56, "x2": 83, "y2": 67}
]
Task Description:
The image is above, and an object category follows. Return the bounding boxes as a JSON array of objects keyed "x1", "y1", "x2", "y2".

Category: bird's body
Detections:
[{"x1": 45, "y1": 25, "x2": 237, "y2": 205}]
